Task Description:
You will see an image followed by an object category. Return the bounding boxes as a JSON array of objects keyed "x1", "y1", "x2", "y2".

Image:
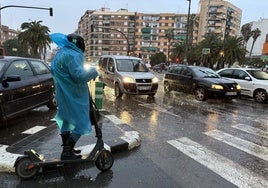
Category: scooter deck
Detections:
[{"x1": 25, "y1": 149, "x2": 96, "y2": 168}]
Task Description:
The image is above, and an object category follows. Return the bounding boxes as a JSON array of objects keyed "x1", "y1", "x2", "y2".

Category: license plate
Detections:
[
  {"x1": 226, "y1": 92, "x2": 237, "y2": 96},
  {"x1": 138, "y1": 86, "x2": 151, "y2": 90}
]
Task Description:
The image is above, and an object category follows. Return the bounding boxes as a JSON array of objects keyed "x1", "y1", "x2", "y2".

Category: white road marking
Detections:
[
  {"x1": 232, "y1": 123, "x2": 268, "y2": 139},
  {"x1": 204, "y1": 129, "x2": 268, "y2": 162},
  {"x1": 167, "y1": 137, "x2": 268, "y2": 188},
  {"x1": 21, "y1": 126, "x2": 46, "y2": 134}
]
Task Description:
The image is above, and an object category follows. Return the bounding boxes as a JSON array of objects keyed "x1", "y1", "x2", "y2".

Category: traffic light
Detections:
[
  {"x1": 176, "y1": 57, "x2": 179, "y2": 63},
  {"x1": 49, "y1": 8, "x2": 53, "y2": 16}
]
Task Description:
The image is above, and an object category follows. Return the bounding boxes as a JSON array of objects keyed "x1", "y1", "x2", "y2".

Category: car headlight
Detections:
[
  {"x1": 236, "y1": 84, "x2": 241, "y2": 90},
  {"x1": 211, "y1": 84, "x2": 224, "y2": 90},
  {"x1": 152, "y1": 77, "x2": 158, "y2": 83},
  {"x1": 123, "y1": 76, "x2": 135, "y2": 83}
]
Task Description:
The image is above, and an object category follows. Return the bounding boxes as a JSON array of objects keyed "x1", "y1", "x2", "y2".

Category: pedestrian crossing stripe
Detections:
[
  {"x1": 21, "y1": 126, "x2": 46, "y2": 134},
  {"x1": 204, "y1": 129, "x2": 268, "y2": 162},
  {"x1": 167, "y1": 137, "x2": 268, "y2": 188},
  {"x1": 232, "y1": 123, "x2": 268, "y2": 139}
]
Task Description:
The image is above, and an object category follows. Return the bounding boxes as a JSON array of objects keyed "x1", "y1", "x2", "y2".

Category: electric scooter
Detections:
[{"x1": 14, "y1": 93, "x2": 114, "y2": 179}]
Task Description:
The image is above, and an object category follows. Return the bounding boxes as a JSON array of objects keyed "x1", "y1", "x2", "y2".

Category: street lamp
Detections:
[
  {"x1": 0, "y1": 5, "x2": 53, "y2": 45},
  {"x1": 185, "y1": 0, "x2": 191, "y2": 63}
]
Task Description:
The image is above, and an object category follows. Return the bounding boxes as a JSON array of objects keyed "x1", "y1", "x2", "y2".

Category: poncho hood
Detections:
[{"x1": 50, "y1": 33, "x2": 83, "y2": 53}]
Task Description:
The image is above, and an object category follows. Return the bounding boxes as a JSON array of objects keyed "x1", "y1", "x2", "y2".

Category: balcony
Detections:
[
  {"x1": 141, "y1": 27, "x2": 151, "y2": 34},
  {"x1": 141, "y1": 47, "x2": 158, "y2": 52}
]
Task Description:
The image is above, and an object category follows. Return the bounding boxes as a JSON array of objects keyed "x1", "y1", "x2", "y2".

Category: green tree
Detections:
[
  {"x1": 150, "y1": 52, "x2": 166, "y2": 66},
  {"x1": 3, "y1": 38, "x2": 29, "y2": 57},
  {"x1": 165, "y1": 28, "x2": 174, "y2": 63},
  {"x1": 224, "y1": 36, "x2": 247, "y2": 67},
  {"x1": 197, "y1": 32, "x2": 222, "y2": 68},
  {"x1": 18, "y1": 20, "x2": 51, "y2": 59},
  {"x1": 188, "y1": 14, "x2": 199, "y2": 49},
  {"x1": 170, "y1": 42, "x2": 184, "y2": 63},
  {"x1": 241, "y1": 23, "x2": 252, "y2": 47},
  {"x1": 249, "y1": 28, "x2": 261, "y2": 56}
]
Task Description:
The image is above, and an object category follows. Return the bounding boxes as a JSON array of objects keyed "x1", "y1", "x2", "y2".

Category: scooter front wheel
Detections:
[
  {"x1": 15, "y1": 157, "x2": 38, "y2": 179},
  {"x1": 95, "y1": 150, "x2": 114, "y2": 171}
]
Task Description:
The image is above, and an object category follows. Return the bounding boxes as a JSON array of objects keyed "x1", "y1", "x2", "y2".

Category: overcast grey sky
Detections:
[{"x1": 1, "y1": 0, "x2": 267, "y2": 35}]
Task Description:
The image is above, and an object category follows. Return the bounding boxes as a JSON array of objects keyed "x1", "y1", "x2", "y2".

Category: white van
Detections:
[{"x1": 98, "y1": 55, "x2": 159, "y2": 98}]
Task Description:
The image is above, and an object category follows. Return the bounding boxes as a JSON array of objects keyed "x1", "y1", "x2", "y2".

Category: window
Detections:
[
  {"x1": 218, "y1": 69, "x2": 233, "y2": 78},
  {"x1": 30, "y1": 60, "x2": 50, "y2": 75},
  {"x1": 5, "y1": 60, "x2": 33, "y2": 79},
  {"x1": 233, "y1": 70, "x2": 248, "y2": 79},
  {"x1": 107, "y1": 58, "x2": 115, "y2": 72}
]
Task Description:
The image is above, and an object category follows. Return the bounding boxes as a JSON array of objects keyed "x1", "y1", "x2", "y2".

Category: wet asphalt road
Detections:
[{"x1": 0, "y1": 72, "x2": 268, "y2": 187}]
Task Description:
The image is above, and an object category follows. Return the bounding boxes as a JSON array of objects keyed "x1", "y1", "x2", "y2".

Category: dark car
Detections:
[
  {"x1": 0, "y1": 56, "x2": 57, "y2": 127},
  {"x1": 163, "y1": 65, "x2": 241, "y2": 101}
]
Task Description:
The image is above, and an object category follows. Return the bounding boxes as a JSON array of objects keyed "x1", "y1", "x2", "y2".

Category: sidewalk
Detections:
[{"x1": 0, "y1": 110, "x2": 141, "y2": 173}]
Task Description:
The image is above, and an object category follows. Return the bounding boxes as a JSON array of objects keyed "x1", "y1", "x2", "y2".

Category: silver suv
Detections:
[
  {"x1": 217, "y1": 67, "x2": 268, "y2": 103},
  {"x1": 98, "y1": 55, "x2": 158, "y2": 98}
]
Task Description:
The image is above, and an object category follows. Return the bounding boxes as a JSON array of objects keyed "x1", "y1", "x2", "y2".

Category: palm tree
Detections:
[
  {"x1": 249, "y1": 28, "x2": 261, "y2": 56},
  {"x1": 241, "y1": 23, "x2": 252, "y2": 47},
  {"x1": 188, "y1": 14, "x2": 199, "y2": 48},
  {"x1": 198, "y1": 32, "x2": 222, "y2": 68},
  {"x1": 165, "y1": 28, "x2": 174, "y2": 64},
  {"x1": 224, "y1": 36, "x2": 247, "y2": 67},
  {"x1": 18, "y1": 20, "x2": 51, "y2": 58}
]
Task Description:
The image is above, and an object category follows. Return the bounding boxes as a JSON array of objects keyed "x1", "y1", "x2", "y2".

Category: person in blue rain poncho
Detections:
[{"x1": 50, "y1": 33, "x2": 99, "y2": 160}]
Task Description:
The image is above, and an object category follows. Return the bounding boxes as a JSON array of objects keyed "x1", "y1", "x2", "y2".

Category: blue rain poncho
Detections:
[{"x1": 50, "y1": 33, "x2": 98, "y2": 135}]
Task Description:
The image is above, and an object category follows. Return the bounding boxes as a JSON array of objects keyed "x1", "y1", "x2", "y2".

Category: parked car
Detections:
[
  {"x1": 98, "y1": 55, "x2": 158, "y2": 98},
  {"x1": 163, "y1": 65, "x2": 241, "y2": 101},
  {"x1": 0, "y1": 56, "x2": 57, "y2": 127},
  {"x1": 152, "y1": 63, "x2": 167, "y2": 72},
  {"x1": 217, "y1": 67, "x2": 268, "y2": 103}
]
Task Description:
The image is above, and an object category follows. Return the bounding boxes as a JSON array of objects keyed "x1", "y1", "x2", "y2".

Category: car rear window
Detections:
[{"x1": 247, "y1": 70, "x2": 268, "y2": 80}]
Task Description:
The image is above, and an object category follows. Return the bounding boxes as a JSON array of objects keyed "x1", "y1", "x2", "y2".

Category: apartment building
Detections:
[
  {"x1": 78, "y1": 8, "x2": 196, "y2": 62},
  {"x1": 247, "y1": 19, "x2": 268, "y2": 56},
  {"x1": 78, "y1": 0, "x2": 240, "y2": 62},
  {"x1": 134, "y1": 13, "x2": 195, "y2": 62},
  {"x1": 0, "y1": 25, "x2": 19, "y2": 45},
  {"x1": 78, "y1": 8, "x2": 136, "y2": 62},
  {"x1": 197, "y1": 0, "x2": 242, "y2": 42}
]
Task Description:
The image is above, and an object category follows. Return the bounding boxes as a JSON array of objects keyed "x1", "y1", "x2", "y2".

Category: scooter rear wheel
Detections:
[
  {"x1": 95, "y1": 150, "x2": 114, "y2": 171},
  {"x1": 15, "y1": 157, "x2": 38, "y2": 179}
]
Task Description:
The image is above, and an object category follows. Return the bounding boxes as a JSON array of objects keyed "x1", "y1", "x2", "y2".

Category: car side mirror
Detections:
[
  {"x1": 2, "y1": 75, "x2": 21, "y2": 88},
  {"x1": 244, "y1": 76, "x2": 251, "y2": 81}
]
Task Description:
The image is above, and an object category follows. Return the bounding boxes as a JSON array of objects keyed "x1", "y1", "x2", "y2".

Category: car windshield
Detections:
[
  {"x1": 247, "y1": 70, "x2": 268, "y2": 80},
  {"x1": 116, "y1": 59, "x2": 148, "y2": 72},
  {"x1": 0, "y1": 61, "x2": 5, "y2": 72},
  {"x1": 192, "y1": 67, "x2": 220, "y2": 78}
]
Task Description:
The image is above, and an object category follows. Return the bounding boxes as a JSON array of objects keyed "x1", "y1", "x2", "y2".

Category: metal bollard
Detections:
[{"x1": 94, "y1": 81, "x2": 103, "y2": 109}]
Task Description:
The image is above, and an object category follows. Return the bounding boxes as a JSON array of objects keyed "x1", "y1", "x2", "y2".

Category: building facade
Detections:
[
  {"x1": 78, "y1": 0, "x2": 241, "y2": 62},
  {"x1": 247, "y1": 19, "x2": 268, "y2": 56},
  {"x1": 78, "y1": 8, "x2": 136, "y2": 62},
  {"x1": 197, "y1": 0, "x2": 242, "y2": 42},
  {"x1": 0, "y1": 25, "x2": 19, "y2": 45},
  {"x1": 78, "y1": 8, "x2": 194, "y2": 62}
]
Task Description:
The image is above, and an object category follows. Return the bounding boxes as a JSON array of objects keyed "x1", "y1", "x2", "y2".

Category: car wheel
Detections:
[
  {"x1": 194, "y1": 87, "x2": 207, "y2": 101},
  {"x1": 114, "y1": 83, "x2": 123, "y2": 98},
  {"x1": 254, "y1": 89, "x2": 267, "y2": 103},
  {"x1": 47, "y1": 90, "x2": 57, "y2": 109}
]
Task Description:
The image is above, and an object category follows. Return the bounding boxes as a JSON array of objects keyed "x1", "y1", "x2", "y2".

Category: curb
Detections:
[{"x1": 0, "y1": 113, "x2": 141, "y2": 173}]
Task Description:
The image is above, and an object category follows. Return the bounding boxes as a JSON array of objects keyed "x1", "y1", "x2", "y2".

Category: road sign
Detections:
[{"x1": 202, "y1": 48, "x2": 210, "y2": 54}]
